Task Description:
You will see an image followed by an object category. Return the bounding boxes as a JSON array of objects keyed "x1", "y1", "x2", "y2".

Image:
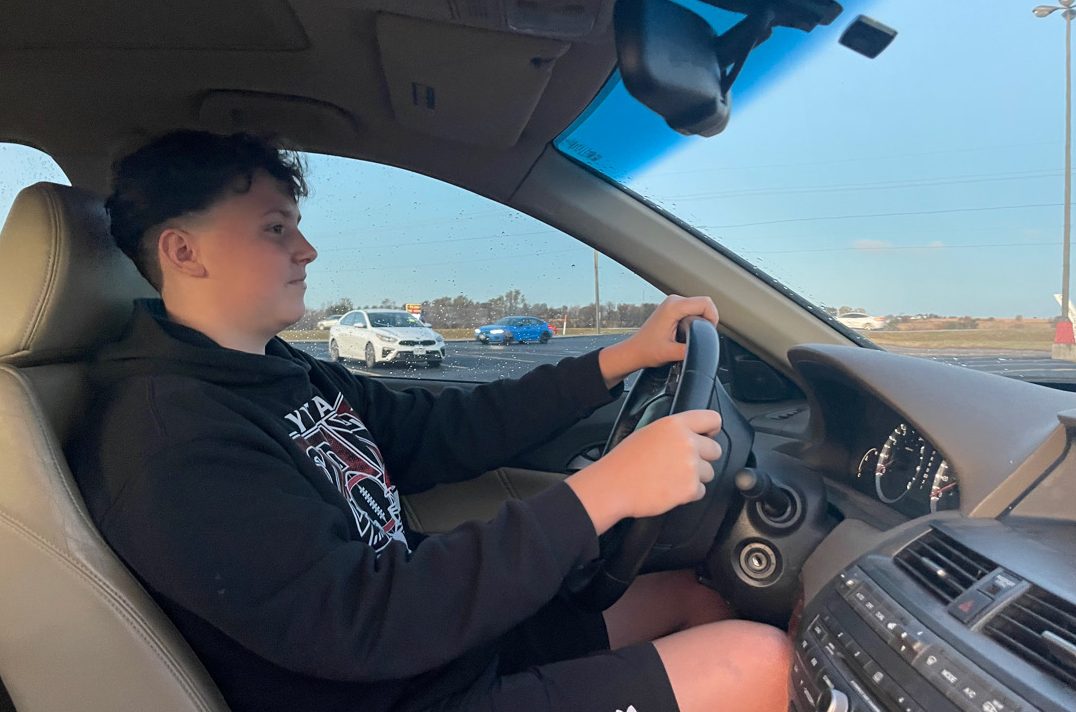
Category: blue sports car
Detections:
[{"x1": 474, "y1": 316, "x2": 554, "y2": 345}]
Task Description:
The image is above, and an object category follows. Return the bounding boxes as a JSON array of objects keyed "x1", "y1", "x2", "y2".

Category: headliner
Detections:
[{"x1": 0, "y1": 0, "x2": 618, "y2": 200}]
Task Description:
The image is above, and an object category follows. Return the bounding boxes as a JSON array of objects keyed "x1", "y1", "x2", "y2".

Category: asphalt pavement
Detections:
[
  {"x1": 291, "y1": 334, "x2": 630, "y2": 381},
  {"x1": 289, "y1": 337, "x2": 1076, "y2": 386}
]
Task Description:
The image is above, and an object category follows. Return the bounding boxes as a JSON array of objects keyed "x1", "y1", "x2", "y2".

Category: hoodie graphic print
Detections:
[{"x1": 283, "y1": 392, "x2": 407, "y2": 552}]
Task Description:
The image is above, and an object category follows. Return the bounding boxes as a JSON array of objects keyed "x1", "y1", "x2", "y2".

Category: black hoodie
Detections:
[{"x1": 72, "y1": 299, "x2": 619, "y2": 712}]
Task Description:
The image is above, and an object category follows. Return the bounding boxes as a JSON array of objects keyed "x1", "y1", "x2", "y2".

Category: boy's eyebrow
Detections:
[{"x1": 263, "y1": 207, "x2": 302, "y2": 223}]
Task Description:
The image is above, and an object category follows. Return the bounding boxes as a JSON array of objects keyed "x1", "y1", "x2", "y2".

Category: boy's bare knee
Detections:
[
  {"x1": 655, "y1": 620, "x2": 792, "y2": 712},
  {"x1": 747, "y1": 622, "x2": 792, "y2": 675}
]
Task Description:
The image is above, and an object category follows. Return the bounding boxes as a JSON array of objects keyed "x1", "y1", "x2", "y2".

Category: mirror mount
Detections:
[
  {"x1": 701, "y1": 0, "x2": 843, "y2": 33},
  {"x1": 713, "y1": 7, "x2": 776, "y2": 95}
]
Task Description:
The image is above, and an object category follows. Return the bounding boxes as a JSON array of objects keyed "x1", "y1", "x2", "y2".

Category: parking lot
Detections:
[
  {"x1": 291, "y1": 334, "x2": 628, "y2": 381},
  {"x1": 290, "y1": 335, "x2": 1076, "y2": 386}
]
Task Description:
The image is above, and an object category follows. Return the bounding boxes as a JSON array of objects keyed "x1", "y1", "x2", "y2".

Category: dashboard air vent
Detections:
[
  {"x1": 893, "y1": 529, "x2": 996, "y2": 603},
  {"x1": 984, "y1": 587, "x2": 1076, "y2": 691}
]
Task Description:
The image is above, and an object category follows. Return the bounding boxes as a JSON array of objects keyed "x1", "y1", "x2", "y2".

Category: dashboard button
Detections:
[
  {"x1": 860, "y1": 659, "x2": 892, "y2": 694},
  {"x1": 895, "y1": 639, "x2": 923, "y2": 663},
  {"x1": 981, "y1": 571, "x2": 1020, "y2": 598},
  {"x1": 955, "y1": 678, "x2": 988, "y2": 708},
  {"x1": 947, "y1": 590, "x2": 992, "y2": 624},
  {"x1": 867, "y1": 604, "x2": 890, "y2": 631},
  {"x1": 979, "y1": 690, "x2": 1020, "y2": 712},
  {"x1": 810, "y1": 617, "x2": 830, "y2": 644},
  {"x1": 915, "y1": 650, "x2": 944, "y2": 677},
  {"x1": 839, "y1": 570, "x2": 863, "y2": 597}
]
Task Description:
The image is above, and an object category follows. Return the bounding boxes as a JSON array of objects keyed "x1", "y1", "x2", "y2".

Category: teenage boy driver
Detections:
[{"x1": 73, "y1": 131, "x2": 791, "y2": 712}]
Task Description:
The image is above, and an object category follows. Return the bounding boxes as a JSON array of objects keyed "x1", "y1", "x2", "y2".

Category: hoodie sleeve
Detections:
[
  {"x1": 323, "y1": 349, "x2": 621, "y2": 493},
  {"x1": 100, "y1": 426, "x2": 600, "y2": 682}
]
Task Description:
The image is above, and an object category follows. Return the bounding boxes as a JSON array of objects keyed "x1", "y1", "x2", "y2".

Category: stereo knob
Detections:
[{"x1": 815, "y1": 687, "x2": 849, "y2": 712}]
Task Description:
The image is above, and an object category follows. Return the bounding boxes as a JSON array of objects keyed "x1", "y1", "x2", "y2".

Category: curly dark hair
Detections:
[{"x1": 106, "y1": 130, "x2": 308, "y2": 289}]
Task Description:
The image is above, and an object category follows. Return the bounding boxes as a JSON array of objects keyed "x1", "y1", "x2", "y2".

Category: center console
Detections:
[{"x1": 790, "y1": 521, "x2": 1076, "y2": 712}]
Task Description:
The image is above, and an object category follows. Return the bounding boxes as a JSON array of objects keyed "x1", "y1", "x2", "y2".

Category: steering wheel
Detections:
[{"x1": 566, "y1": 316, "x2": 750, "y2": 611}]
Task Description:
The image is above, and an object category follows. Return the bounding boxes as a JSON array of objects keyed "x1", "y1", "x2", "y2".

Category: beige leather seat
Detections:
[{"x1": 0, "y1": 183, "x2": 229, "y2": 711}]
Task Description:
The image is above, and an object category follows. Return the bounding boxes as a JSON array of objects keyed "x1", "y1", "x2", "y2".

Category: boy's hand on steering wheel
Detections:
[
  {"x1": 598, "y1": 295, "x2": 719, "y2": 389},
  {"x1": 565, "y1": 409, "x2": 723, "y2": 535}
]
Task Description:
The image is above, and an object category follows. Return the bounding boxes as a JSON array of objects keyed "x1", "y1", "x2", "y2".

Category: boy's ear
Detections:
[{"x1": 158, "y1": 227, "x2": 208, "y2": 278}]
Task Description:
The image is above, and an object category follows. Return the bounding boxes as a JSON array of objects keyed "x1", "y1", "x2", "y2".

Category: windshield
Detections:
[
  {"x1": 494, "y1": 317, "x2": 517, "y2": 326},
  {"x1": 556, "y1": 1, "x2": 1070, "y2": 383},
  {"x1": 368, "y1": 312, "x2": 424, "y2": 328}
]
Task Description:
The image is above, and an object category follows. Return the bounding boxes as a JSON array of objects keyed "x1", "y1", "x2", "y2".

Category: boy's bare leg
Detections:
[
  {"x1": 603, "y1": 569, "x2": 735, "y2": 648},
  {"x1": 655, "y1": 620, "x2": 792, "y2": 711},
  {"x1": 603, "y1": 570, "x2": 792, "y2": 712}
]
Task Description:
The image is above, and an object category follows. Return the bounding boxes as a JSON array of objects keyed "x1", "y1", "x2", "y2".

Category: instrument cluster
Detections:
[{"x1": 854, "y1": 422, "x2": 960, "y2": 516}]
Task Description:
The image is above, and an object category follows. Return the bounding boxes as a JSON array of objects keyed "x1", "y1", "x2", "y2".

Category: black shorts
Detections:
[{"x1": 421, "y1": 596, "x2": 680, "y2": 712}]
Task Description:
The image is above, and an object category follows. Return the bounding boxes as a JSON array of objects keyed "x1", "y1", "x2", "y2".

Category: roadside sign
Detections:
[{"x1": 404, "y1": 303, "x2": 422, "y2": 315}]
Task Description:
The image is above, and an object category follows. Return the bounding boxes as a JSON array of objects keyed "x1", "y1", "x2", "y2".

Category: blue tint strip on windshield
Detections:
[{"x1": 555, "y1": 0, "x2": 873, "y2": 181}]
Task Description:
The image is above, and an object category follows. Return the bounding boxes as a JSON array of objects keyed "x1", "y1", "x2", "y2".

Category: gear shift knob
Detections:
[{"x1": 734, "y1": 467, "x2": 795, "y2": 524}]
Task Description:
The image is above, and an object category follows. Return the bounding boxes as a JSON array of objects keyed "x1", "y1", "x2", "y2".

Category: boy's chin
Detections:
[{"x1": 266, "y1": 308, "x2": 305, "y2": 336}]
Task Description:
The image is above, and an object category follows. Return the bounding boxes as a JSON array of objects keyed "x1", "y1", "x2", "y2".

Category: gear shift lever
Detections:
[{"x1": 734, "y1": 467, "x2": 796, "y2": 525}]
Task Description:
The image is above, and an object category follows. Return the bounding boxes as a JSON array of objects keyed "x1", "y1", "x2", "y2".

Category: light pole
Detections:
[
  {"x1": 1035, "y1": 2, "x2": 1076, "y2": 358},
  {"x1": 593, "y1": 249, "x2": 601, "y2": 334}
]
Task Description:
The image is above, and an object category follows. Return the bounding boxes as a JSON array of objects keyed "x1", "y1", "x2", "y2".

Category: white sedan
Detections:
[
  {"x1": 316, "y1": 314, "x2": 346, "y2": 330},
  {"x1": 328, "y1": 309, "x2": 446, "y2": 368},
  {"x1": 836, "y1": 312, "x2": 888, "y2": 331}
]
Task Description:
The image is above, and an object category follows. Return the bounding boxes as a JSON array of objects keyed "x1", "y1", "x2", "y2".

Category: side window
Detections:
[
  {"x1": 0, "y1": 144, "x2": 70, "y2": 225},
  {"x1": 279, "y1": 154, "x2": 665, "y2": 382},
  {"x1": 339, "y1": 313, "x2": 355, "y2": 327}
]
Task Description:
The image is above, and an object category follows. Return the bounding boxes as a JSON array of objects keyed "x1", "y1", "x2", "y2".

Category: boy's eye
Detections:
[{"x1": 268, "y1": 224, "x2": 285, "y2": 235}]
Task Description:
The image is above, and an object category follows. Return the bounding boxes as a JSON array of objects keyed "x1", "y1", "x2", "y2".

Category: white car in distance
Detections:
[
  {"x1": 328, "y1": 309, "x2": 446, "y2": 368},
  {"x1": 316, "y1": 313, "x2": 346, "y2": 330},
  {"x1": 836, "y1": 312, "x2": 888, "y2": 331}
]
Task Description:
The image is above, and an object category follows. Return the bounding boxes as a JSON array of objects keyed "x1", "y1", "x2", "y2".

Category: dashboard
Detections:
[{"x1": 743, "y1": 344, "x2": 1076, "y2": 711}]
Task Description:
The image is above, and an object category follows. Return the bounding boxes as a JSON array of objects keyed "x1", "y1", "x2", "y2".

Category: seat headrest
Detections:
[{"x1": 0, "y1": 182, "x2": 157, "y2": 366}]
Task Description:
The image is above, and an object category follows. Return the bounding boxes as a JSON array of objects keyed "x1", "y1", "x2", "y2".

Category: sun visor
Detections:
[{"x1": 376, "y1": 13, "x2": 570, "y2": 148}]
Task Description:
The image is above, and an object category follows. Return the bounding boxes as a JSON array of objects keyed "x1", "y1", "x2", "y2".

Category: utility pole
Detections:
[
  {"x1": 593, "y1": 249, "x2": 601, "y2": 334},
  {"x1": 1035, "y1": 2, "x2": 1076, "y2": 359}
]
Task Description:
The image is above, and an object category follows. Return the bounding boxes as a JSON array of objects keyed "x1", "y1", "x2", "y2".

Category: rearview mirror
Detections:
[
  {"x1": 614, "y1": 0, "x2": 730, "y2": 137},
  {"x1": 614, "y1": 0, "x2": 846, "y2": 137}
]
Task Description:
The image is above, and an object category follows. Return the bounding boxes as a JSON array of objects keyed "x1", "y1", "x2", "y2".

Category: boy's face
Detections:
[{"x1": 174, "y1": 171, "x2": 316, "y2": 336}]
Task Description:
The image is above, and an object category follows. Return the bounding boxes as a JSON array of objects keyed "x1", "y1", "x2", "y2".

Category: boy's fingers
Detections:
[
  {"x1": 675, "y1": 409, "x2": 723, "y2": 436},
  {"x1": 696, "y1": 436, "x2": 722, "y2": 462},
  {"x1": 665, "y1": 295, "x2": 719, "y2": 326}
]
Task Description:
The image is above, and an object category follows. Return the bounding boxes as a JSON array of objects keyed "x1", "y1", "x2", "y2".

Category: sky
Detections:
[
  {"x1": 0, "y1": 0, "x2": 1068, "y2": 318},
  {"x1": 567, "y1": 0, "x2": 1071, "y2": 318}
]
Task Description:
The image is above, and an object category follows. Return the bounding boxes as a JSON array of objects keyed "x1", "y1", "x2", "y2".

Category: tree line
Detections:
[{"x1": 295, "y1": 290, "x2": 660, "y2": 330}]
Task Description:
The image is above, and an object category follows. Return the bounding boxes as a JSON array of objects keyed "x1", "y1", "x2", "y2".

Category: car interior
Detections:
[{"x1": 2, "y1": 1, "x2": 1076, "y2": 712}]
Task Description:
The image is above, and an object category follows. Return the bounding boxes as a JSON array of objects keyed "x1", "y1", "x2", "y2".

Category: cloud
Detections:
[
  {"x1": 927, "y1": 240, "x2": 945, "y2": 249},
  {"x1": 853, "y1": 239, "x2": 892, "y2": 251}
]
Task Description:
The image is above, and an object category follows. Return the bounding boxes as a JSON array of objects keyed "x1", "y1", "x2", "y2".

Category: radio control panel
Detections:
[{"x1": 791, "y1": 566, "x2": 1036, "y2": 712}]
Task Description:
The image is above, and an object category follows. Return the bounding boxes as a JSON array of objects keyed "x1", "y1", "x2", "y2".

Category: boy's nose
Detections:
[{"x1": 295, "y1": 230, "x2": 318, "y2": 263}]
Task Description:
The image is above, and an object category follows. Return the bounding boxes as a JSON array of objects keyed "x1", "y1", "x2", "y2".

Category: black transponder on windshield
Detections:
[{"x1": 839, "y1": 15, "x2": 897, "y2": 59}]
